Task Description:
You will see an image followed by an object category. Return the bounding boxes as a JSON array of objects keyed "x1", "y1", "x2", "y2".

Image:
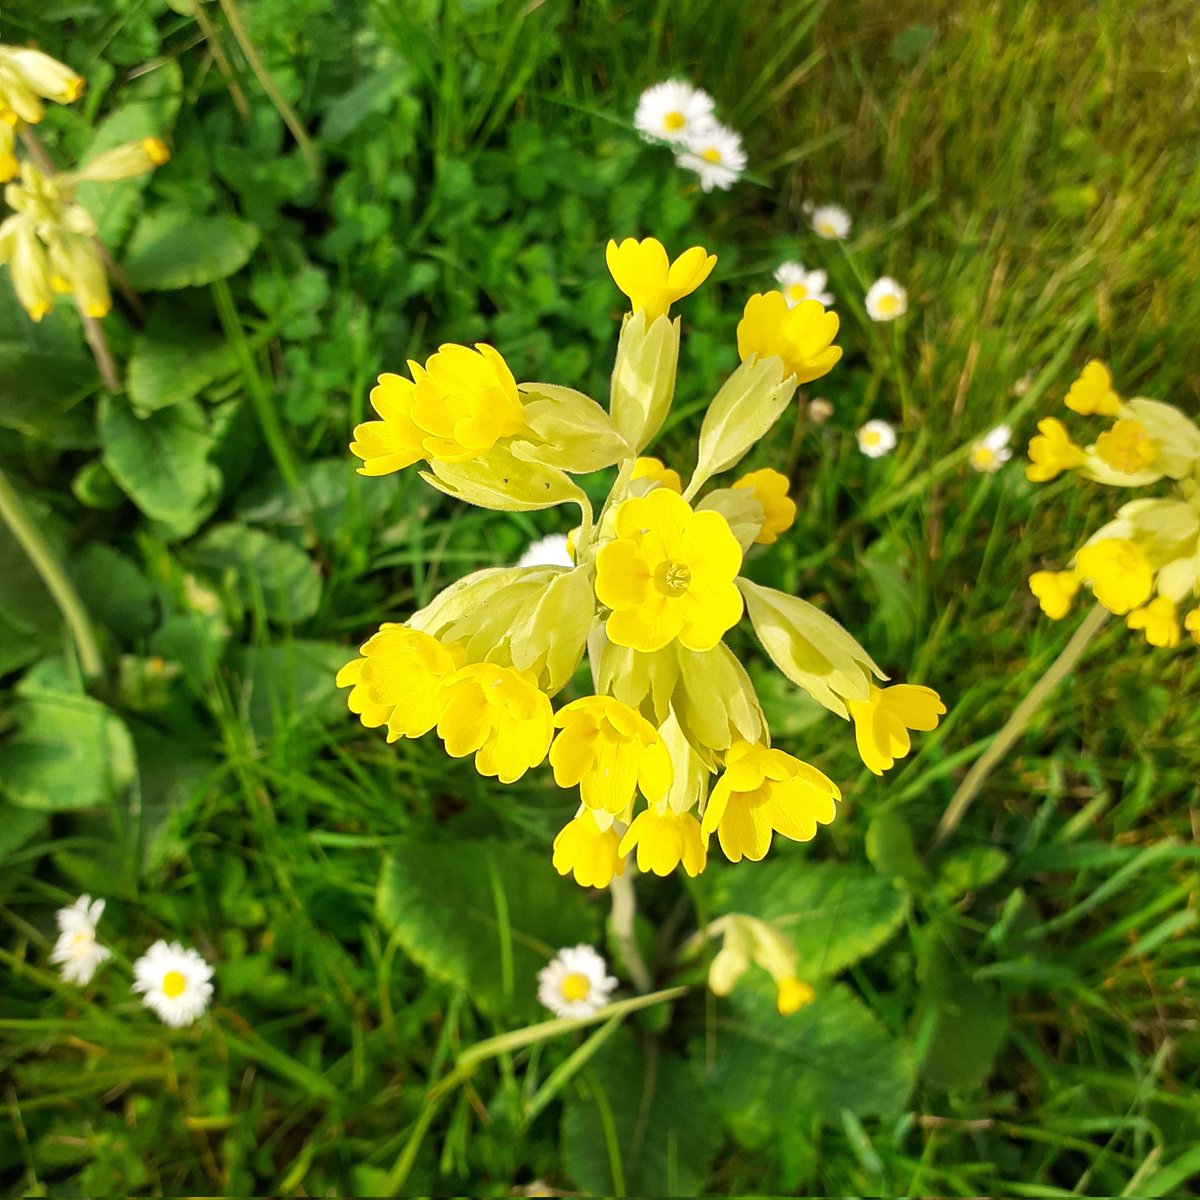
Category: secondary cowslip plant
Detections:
[{"x1": 339, "y1": 236, "x2": 944, "y2": 886}]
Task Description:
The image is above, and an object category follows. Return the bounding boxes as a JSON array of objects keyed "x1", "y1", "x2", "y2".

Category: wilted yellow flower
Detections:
[
  {"x1": 731, "y1": 468, "x2": 796, "y2": 544},
  {"x1": 552, "y1": 812, "x2": 626, "y2": 888},
  {"x1": 1064, "y1": 360, "x2": 1120, "y2": 416},
  {"x1": 1093, "y1": 418, "x2": 1158, "y2": 475},
  {"x1": 701, "y1": 741, "x2": 839, "y2": 862},
  {"x1": 1029, "y1": 569, "x2": 1080, "y2": 620},
  {"x1": 1073, "y1": 538, "x2": 1153, "y2": 615},
  {"x1": 848, "y1": 684, "x2": 946, "y2": 775},
  {"x1": 631, "y1": 455, "x2": 682, "y2": 493},
  {"x1": 0, "y1": 44, "x2": 84, "y2": 124},
  {"x1": 605, "y1": 236, "x2": 715, "y2": 323},
  {"x1": 776, "y1": 976, "x2": 816, "y2": 1015},
  {"x1": 550, "y1": 695, "x2": 672, "y2": 814},
  {"x1": 736, "y1": 291, "x2": 842, "y2": 384},
  {"x1": 618, "y1": 806, "x2": 707, "y2": 877},
  {"x1": 1026, "y1": 417, "x2": 1086, "y2": 482},
  {"x1": 1126, "y1": 595, "x2": 1180, "y2": 647},
  {"x1": 595, "y1": 488, "x2": 743, "y2": 653},
  {"x1": 437, "y1": 662, "x2": 553, "y2": 783}
]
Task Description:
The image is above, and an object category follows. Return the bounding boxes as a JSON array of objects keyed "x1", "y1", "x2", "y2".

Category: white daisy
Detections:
[
  {"x1": 633, "y1": 80, "x2": 716, "y2": 145},
  {"x1": 811, "y1": 204, "x2": 851, "y2": 240},
  {"x1": 969, "y1": 425, "x2": 1013, "y2": 473},
  {"x1": 773, "y1": 261, "x2": 833, "y2": 308},
  {"x1": 857, "y1": 419, "x2": 897, "y2": 458},
  {"x1": 675, "y1": 121, "x2": 746, "y2": 192},
  {"x1": 865, "y1": 277, "x2": 908, "y2": 322},
  {"x1": 517, "y1": 532, "x2": 573, "y2": 568},
  {"x1": 132, "y1": 940, "x2": 214, "y2": 1028},
  {"x1": 50, "y1": 895, "x2": 111, "y2": 985},
  {"x1": 537, "y1": 944, "x2": 618, "y2": 1018}
]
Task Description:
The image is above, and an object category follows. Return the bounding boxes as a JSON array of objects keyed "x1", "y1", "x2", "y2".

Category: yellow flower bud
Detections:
[
  {"x1": 631, "y1": 456, "x2": 682, "y2": 493},
  {"x1": 74, "y1": 136, "x2": 170, "y2": 183}
]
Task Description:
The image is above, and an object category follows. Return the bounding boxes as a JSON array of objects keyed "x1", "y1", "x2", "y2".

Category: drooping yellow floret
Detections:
[
  {"x1": 1026, "y1": 417, "x2": 1086, "y2": 483},
  {"x1": 605, "y1": 237, "x2": 716, "y2": 323},
  {"x1": 1064, "y1": 360, "x2": 1121, "y2": 416},
  {"x1": 731, "y1": 468, "x2": 796, "y2": 545},
  {"x1": 1073, "y1": 538, "x2": 1154, "y2": 615},
  {"x1": 1029, "y1": 569, "x2": 1081, "y2": 620},
  {"x1": 631, "y1": 455, "x2": 682, "y2": 493},
  {"x1": 550, "y1": 695, "x2": 673, "y2": 814},
  {"x1": 1185, "y1": 608, "x2": 1200, "y2": 646},
  {"x1": 1093, "y1": 418, "x2": 1159, "y2": 475},
  {"x1": 0, "y1": 46, "x2": 84, "y2": 124},
  {"x1": 776, "y1": 976, "x2": 816, "y2": 1015},
  {"x1": 848, "y1": 684, "x2": 946, "y2": 775},
  {"x1": 617, "y1": 806, "x2": 707, "y2": 877},
  {"x1": 736, "y1": 291, "x2": 842, "y2": 385},
  {"x1": 436, "y1": 662, "x2": 553, "y2": 783},
  {"x1": 552, "y1": 812, "x2": 627, "y2": 888},
  {"x1": 700, "y1": 741, "x2": 839, "y2": 862},
  {"x1": 1126, "y1": 596, "x2": 1180, "y2": 647},
  {"x1": 594, "y1": 488, "x2": 743, "y2": 653}
]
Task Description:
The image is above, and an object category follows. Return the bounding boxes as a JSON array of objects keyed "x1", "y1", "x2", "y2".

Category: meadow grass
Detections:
[{"x1": 1, "y1": 0, "x2": 1199, "y2": 1194}]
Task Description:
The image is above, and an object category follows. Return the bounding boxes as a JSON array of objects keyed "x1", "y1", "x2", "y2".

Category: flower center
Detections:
[
  {"x1": 818, "y1": 221, "x2": 836, "y2": 236},
  {"x1": 861, "y1": 430, "x2": 881, "y2": 447},
  {"x1": 654, "y1": 560, "x2": 692, "y2": 595},
  {"x1": 162, "y1": 970, "x2": 187, "y2": 998},
  {"x1": 786, "y1": 282, "x2": 808, "y2": 302},
  {"x1": 559, "y1": 972, "x2": 591, "y2": 1002},
  {"x1": 972, "y1": 446, "x2": 996, "y2": 468},
  {"x1": 877, "y1": 293, "x2": 900, "y2": 316},
  {"x1": 663, "y1": 111, "x2": 686, "y2": 131},
  {"x1": 700, "y1": 147, "x2": 722, "y2": 164}
]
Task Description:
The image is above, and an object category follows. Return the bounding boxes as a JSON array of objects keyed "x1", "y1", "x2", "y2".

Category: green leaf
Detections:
[
  {"x1": 932, "y1": 845, "x2": 1010, "y2": 904},
  {"x1": 70, "y1": 543, "x2": 157, "y2": 639},
  {"x1": 0, "y1": 495, "x2": 62, "y2": 673},
  {"x1": 561, "y1": 1028, "x2": 719, "y2": 1196},
  {"x1": 709, "y1": 858, "x2": 908, "y2": 979},
  {"x1": 376, "y1": 838, "x2": 598, "y2": 1017},
  {"x1": 191, "y1": 524, "x2": 322, "y2": 624},
  {"x1": 122, "y1": 209, "x2": 260, "y2": 291},
  {"x1": 127, "y1": 324, "x2": 238, "y2": 415},
  {"x1": 0, "y1": 805, "x2": 48, "y2": 863},
  {"x1": 866, "y1": 809, "x2": 930, "y2": 892},
  {"x1": 99, "y1": 395, "x2": 219, "y2": 537}
]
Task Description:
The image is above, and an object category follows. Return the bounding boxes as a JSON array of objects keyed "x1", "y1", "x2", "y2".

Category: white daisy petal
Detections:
[
  {"x1": 773, "y1": 261, "x2": 833, "y2": 308},
  {"x1": 675, "y1": 121, "x2": 746, "y2": 192},
  {"x1": 517, "y1": 533, "x2": 573, "y2": 568},
  {"x1": 857, "y1": 420, "x2": 897, "y2": 458},
  {"x1": 811, "y1": 204, "x2": 852, "y2": 240},
  {"x1": 864, "y1": 277, "x2": 908, "y2": 322},
  {"x1": 536, "y1": 944, "x2": 619, "y2": 1018},
  {"x1": 132, "y1": 939, "x2": 214, "y2": 1028},
  {"x1": 633, "y1": 80, "x2": 716, "y2": 145},
  {"x1": 50, "y1": 894, "x2": 111, "y2": 986},
  {"x1": 969, "y1": 425, "x2": 1014, "y2": 473}
]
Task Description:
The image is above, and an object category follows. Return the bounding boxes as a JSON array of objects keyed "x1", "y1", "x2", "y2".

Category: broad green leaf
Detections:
[
  {"x1": 0, "y1": 494, "x2": 62, "y2": 672},
  {"x1": 70, "y1": 543, "x2": 157, "y2": 639},
  {"x1": 932, "y1": 845, "x2": 1010, "y2": 903},
  {"x1": 191, "y1": 523, "x2": 321, "y2": 624},
  {"x1": 127, "y1": 324, "x2": 238, "y2": 415},
  {"x1": 376, "y1": 838, "x2": 598, "y2": 1017},
  {"x1": 866, "y1": 809, "x2": 930, "y2": 891},
  {"x1": 709, "y1": 859, "x2": 908, "y2": 979},
  {"x1": 561, "y1": 1028, "x2": 718, "y2": 1196},
  {"x1": 122, "y1": 209, "x2": 260, "y2": 291}
]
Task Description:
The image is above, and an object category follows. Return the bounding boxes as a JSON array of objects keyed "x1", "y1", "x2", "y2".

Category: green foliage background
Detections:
[{"x1": 2, "y1": 0, "x2": 1199, "y2": 1194}]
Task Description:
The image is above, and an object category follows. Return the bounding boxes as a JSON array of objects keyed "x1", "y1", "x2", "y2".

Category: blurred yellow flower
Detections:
[
  {"x1": 1186, "y1": 608, "x2": 1200, "y2": 645},
  {"x1": 1126, "y1": 595, "x2": 1180, "y2": 647},
  {"x1": 0, "y1": 44, "x2": 84, "y2": 124},
  {"x1": 552, "y1": 812, "x2": 627, "y2": 888},
  {"x1": 1029, "y1": 569, "x2": 1080, "y2": 620},
  {"x1": 605, "y1": 236, "x2": 715, "y2": 323},
  {"x1": 1093, "y1": 418, "x2": 1158, "y2": 475},
  {"x1": 1064, "y1": 360, "x2": 1120, "y2": 416},
  {"x1": 731, "y1": 468, "x2": 796, "y2": 544},
  {"x1": 1026, "y1": 417, "x2": 1085, "y2": 482},
  {"x1": 776, "y1": 976, "x2": 815, "y2": 1015},
  {"x1": 618, "y1": 806, "x2": 707, "y2": 877},
  {"x1": 631, "y1": 455, "x2": 682, "y2": 493},
  {"x1": 1073, "y1": 538, "x2": 1153, "y2": 615},
  {"x1": 736, "y1": 291, "x2": 841, "y2": 384},
  {"x1": 848, "y1": 684, "x2": 946, "y2": 775}
]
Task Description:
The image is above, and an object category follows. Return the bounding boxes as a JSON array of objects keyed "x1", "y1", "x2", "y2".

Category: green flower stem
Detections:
[
  {"x1": 608, "y1": 867, "x2": 653, "y2": 993},
  {"x1": 934, "y1": 603, "x2": 1109, "y2": 846},
  {"x1": 0, "y1": 468, "x2": 104, "y2": 681},
  {"x1": 81, "y1": 315, "x2": 120, "y2": 392}
]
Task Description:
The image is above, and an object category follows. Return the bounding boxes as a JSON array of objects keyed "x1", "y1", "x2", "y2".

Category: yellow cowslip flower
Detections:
[
  {"x1": 0, "y1": 215, "x2": 52, "y2": 320},
  {"x1": 436, "y1": 662, "x2": 553, "y2": 783},
  {"x1": 1026, "y1": 417, "x2": 1086, "y2": 482},
  {"x1": 48, "y1": 232, "x2": 109, "y2": 317},
  {"x1": 605, "y1": 236, "x2": 716, "y2": 323},
  {"x1": 352, "y1": 344, "x2": 524, "y2": 474},
  {"x1": 776, "y1": 976, "x2": 816, "y2": 1015},
  {"x1": 0, "y1": 45, "x2": 84, "y2": 125},
  {"x1": 1029, "y1": 569, "x2": 1081, "y2": 620},
  {"x1": 336, "y1": 625, "x2": 462, "y2": 741},
  {"x1": 1093, "y1": 418, "x2": 1159, "y2": 475},
  {"x1": 1126, "y1": 596, "x2": 1180, "y2": 648},
  {"x1": 549, "y1": 695, "x2": 672, "y2": 814},
  {"x1": 1073, "y1": 538, "x2": 1153, "y2": 615},
  {"x1": 552, "y1": 812, "x2": 626, "y2": 888},
  {"x1": 1185, "y1": 609, "x2": 1200, "y2": 645},
  {"x1": 731, "y1": 468, "x2": 796, "y2": 545},
  {"x1": 735, "y1": 291, "x2": 842, "y2": 385},
  {"x1": 618, "y1": 805, "x2": 707, "y2": 877},
  {"x1": 1064, "y1": 360, "x2": 1120, "y2": 416},
  {"x1": 0, "y1": 111, "x2": 17, "y2": 182},
  {"x1": 594, "y1": 488, "x2": 743, "y2": 653},
  {"x1": 848, "y1": 684, "x2": 946, "y2": 775},
  {"x1": 71, "y1": 137, "x2": 170, "y2": 183},
  {"x1": 701, "y1": 741, "x2": 839, "y2": 862},
  {"x1": 631, "y1": 455, "x2": 682, "y2": 493}
]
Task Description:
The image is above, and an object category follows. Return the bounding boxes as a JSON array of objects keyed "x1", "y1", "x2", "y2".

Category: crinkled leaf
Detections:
[
  {"x1": 123, "y1": 209, "x2": 260, "y2": 290},
  {"x1": 190, "y1": 523, "x2": 321, "y2": 624}
]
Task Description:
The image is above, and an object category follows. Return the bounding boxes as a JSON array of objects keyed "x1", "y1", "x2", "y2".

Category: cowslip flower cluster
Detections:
[
  {"x1": 340, "y1": 236, "x2": 944, "y2": 885},
  {"x1": 633, "y1": 79, "x2": 746, "y2": 192},
  {"x1": 1027, "y1": 360, "x2": 1200, "y2": 647},
  {"x1": 0, "y1": 42, "x2": 84, "y2": 181}
]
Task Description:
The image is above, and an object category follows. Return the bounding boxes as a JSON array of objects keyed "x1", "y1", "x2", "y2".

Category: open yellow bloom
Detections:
[
  {"x1": 1029, "y1": 569, "x2": 1080, "y2": 620},
  {"x1": 605, "y1": 237, "x2": 716, "y2": 323},
  {"x1": 631, "y1": 455, "x2": 682, "y2": 493},
  {"x1": 595, "y1": 488, "x2": 743, "y2": 653},
  {"x1": 701, "y1": 741, "x2": 839, "y2": 862},
  {"x1": 1126, "y1": 596, "x2": 1180, "y2": 647},
  {"x1": 732, "y1": 468, "x2": 796, "y2": 544},
  {"x1": 436, "y1": 662, "x2": 553, "y2": 783},
  {"x1": 1074, "y1": 538, "x2": 1153, "y2": 615},
  {"x1": 552, "y1": 812, "x2": 627, "y2": 888},
  {"x1": 1093, "y1": 418, "x2": 1158, "y2": 475},
  {"x1": 776, "y1": 976, "x2": 816, "y2": 1015},
  {"x1": 0, "y1": 112, "x2": 17, "y2": 182},
  {"x1": 0, "y1": 45, "x2": 84, "y2": 124},
  {"x1": 1064, "y1": 360, "x2": 1120, "y2": 416},
  {"x1": 618, "y1": 806, "x2": 707, "y2": 877},
  {"x1": 1185, "y1": 609, "x2": 1200, "y2": 645},
  {"x1": 736, "y1": 292, "x2": 842, "y2": 385},
  {"x1": 352, "y1": 344, "x2": 524, "y2": 474},
  {"x1": 550, "y1": 695, "x2": 672, "y2": 814},
  {"x1": 848, "y1": 684, "x2": 945, "y2": 775},
  {"x1": 1026, "y1": 417, "x2": 1086, "y2": 482}
]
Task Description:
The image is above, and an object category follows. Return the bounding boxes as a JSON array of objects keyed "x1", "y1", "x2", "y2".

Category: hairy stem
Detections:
[{"x1": 609, "y1": 868, "x2": 653, "y2": 994}]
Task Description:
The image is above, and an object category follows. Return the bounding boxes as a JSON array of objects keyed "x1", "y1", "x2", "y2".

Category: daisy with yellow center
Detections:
[
  {"x1": 537, "y1": 944, "x2": 618, "y2": 1018},
  {"x1": 811, "y1": 204, "x2": 851, "y2": 240},
  {"x1": 857, "y1": 419, "x2": 897, "y2": 458},
  {"x1": 632, "y1": 80, "x2": 715, "y2": 145},
  {"x1": 848, "y1": 684, "x2": 946, "y2": 775},
  {"x1": 773, "y1": 261, "x2": 833, "y2": 309},
  {"x1": 552, "y1": 812, "x2": 627, "y2": 889},
  {"x1": 736, "y1": 291, "x2": 842, "y2": 384},
  {"x1": 864, "y1": 277, "x2": 908, "y2": 322},
  {"x1": 594, "y1": 488, "x2": 744, "y2": 653},
  {"x1": 605, "y1": 237, "x2": 716, "y2": 324},
  {"x1": 132, "y1": 940, "x2": 214, "y2": 1028},
  {"x1": 969, "y1": 425, "x2": 1013, "y2": 473},
  {"x1": 675, "y1": 121, "x2": 747, "y2": 191},
  {"x1": 731, "y1": 468, "x2": 796, "y2": 544},
  {"x1": 50, "y1": 895, "x2": 111, "y2": 986}
]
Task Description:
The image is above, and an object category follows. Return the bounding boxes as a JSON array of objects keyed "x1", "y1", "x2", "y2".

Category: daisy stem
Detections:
[
  {"x1": 0, "y1": 468, "x2": 104, "y2": 681},
  {"x1": 609, "y1": 869, "x2": 653, "y2": 993},
  {"x1": 933, "y1": 603, "x2": 1109, "y2": 846}
]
